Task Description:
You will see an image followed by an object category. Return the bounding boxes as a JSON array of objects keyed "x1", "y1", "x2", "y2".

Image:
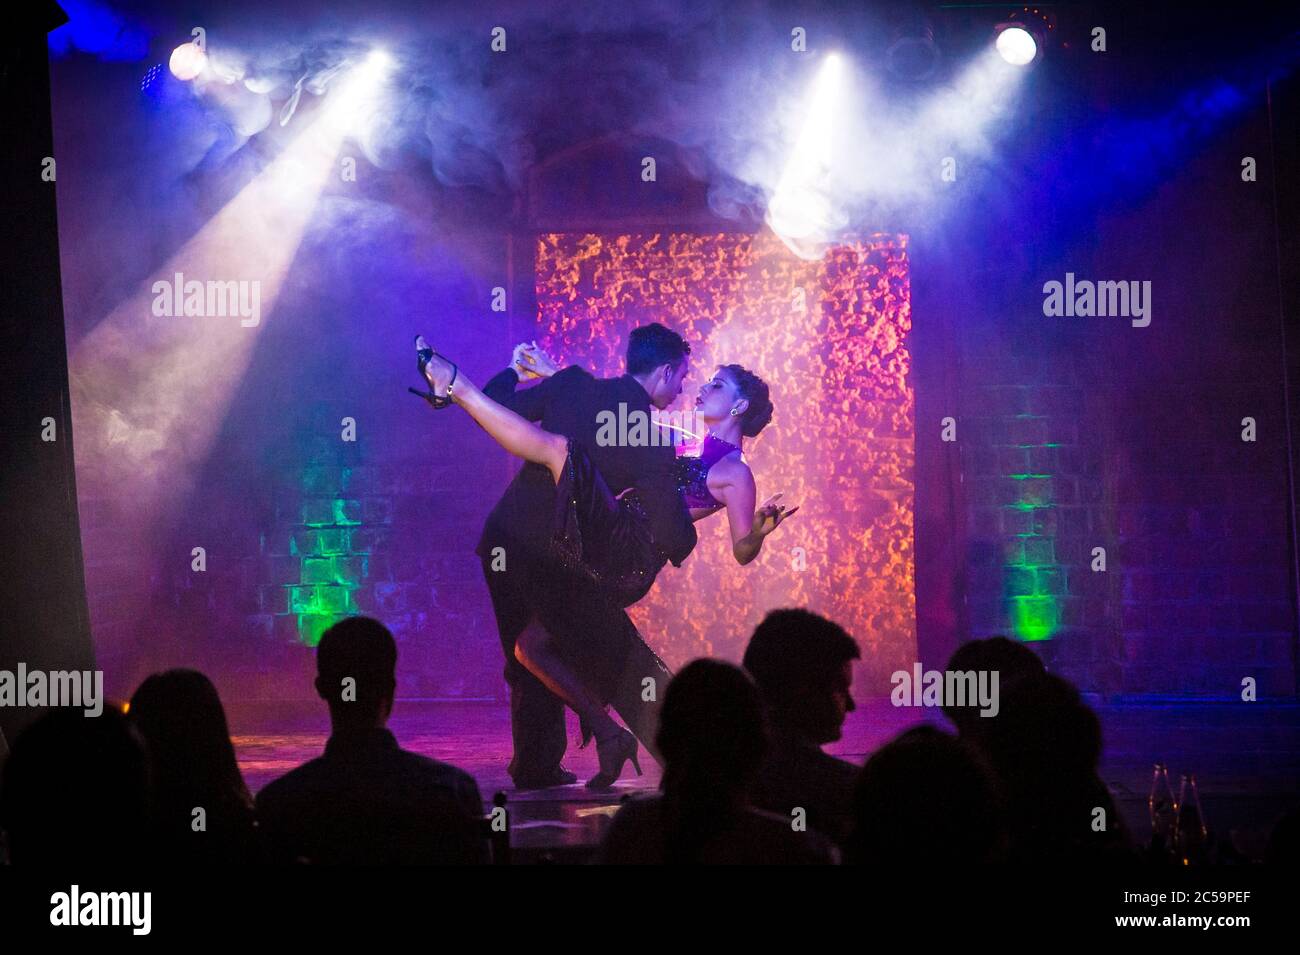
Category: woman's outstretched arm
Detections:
[{"x1": 711, "y1": 459, "x2": 798, "y2": 565}]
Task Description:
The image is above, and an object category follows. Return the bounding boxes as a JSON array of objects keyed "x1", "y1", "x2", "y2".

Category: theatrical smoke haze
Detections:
[{"x1": 46, "y1": 0, "x2": 1299, "y2": 718}]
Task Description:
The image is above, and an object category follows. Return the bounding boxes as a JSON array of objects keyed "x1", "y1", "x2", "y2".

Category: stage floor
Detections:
[{"x1": 230, "y1": 699, "x2": 1300, "y2": 860}]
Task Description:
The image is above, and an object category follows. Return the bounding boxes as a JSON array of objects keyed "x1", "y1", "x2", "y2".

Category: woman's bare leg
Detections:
[
  {"x1": 422, "y1": 352, "x2": 567, "y2": 483},
  {"x1": 421, "y1": 348, "x2": 629, "y2": 752},
  {"x1": 514, "y1": 622, "x2": 619, "y2": 739}
]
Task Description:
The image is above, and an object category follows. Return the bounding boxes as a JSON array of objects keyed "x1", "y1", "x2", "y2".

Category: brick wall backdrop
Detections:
[
  {"x1": 957, "y1": 338, "x2": 1124, "y2": 693},
  {"x1": 961, "y1": 362, "x2": 1116, "y2": 672},
  {"x1": 956, "y1": 345, "x2": 1294, "y2": 698},
  {"x1": 947, "y1": 106, "x2": 1297, "y2": 697},
  {"x1": 79, "y1": 399, "x2": 513, "y2": 705}
]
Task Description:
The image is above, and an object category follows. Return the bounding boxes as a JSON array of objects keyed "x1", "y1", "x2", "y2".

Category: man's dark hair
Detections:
[
  {"x1": 626, "y1": 322, "x2": 690, "y2": 376},
  {"x1": 742, "y1": 608, "x2": 860, "y2": 707},
  {"x1": 316, "y1": 616, "x2": 398, "y2": 718}
]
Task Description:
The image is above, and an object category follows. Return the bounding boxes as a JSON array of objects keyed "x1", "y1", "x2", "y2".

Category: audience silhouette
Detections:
[
  {"x1": 847, "y1": 725, "x2": 1004, "y2": 864},
  {"x1": 1, "y1": 611, "x2": 1292, "y2": 866},
  {"x1": 742, "y1": 608, "x2": 860, "y2": 846},
  {"x1": 941, "y1": 636, "x2": 1045, "y2": 744},
  {"x1": 255, "y1": 616, "x2": 487, "y2": 864},
  {"x1": 0, "y1": 707, "x2": 150, "y2": 865},
  {"x1": 975, "y1": 671, "x2": 1135, "y2": 862},
  {"x1": 597, "y1": 658, "x2": 837, "y2": 864},
  {"x1": 129, "y1": 669, "x2": 260, "y2": 864}
]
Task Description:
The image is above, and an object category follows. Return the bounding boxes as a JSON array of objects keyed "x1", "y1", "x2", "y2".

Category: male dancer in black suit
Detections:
[{"x1": 476, "y1": 323, "x2": 695, "y2": 788}]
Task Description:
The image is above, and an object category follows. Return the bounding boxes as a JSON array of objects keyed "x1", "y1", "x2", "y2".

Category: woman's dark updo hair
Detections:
[{"x1": 718, "y1": 364, "x2": 773, "y2": 437}]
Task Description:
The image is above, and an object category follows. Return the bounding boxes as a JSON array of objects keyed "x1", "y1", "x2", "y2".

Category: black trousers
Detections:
[
  {"x1": 482, "y1": 552, "x2": 670, "y2": 775},
  {"x1": 481, "y1": 554, "x2": 567, "y2": 783}
]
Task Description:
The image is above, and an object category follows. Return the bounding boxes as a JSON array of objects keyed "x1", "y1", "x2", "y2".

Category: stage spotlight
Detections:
[
  {"x1": 168, "y1": 41, "x2": 207, "y2": 81},
  {"x1": 365, "y1": 48, "x2": 394, "y2": 71},
  {"x1": 994, "y1": 8, "x2": 1054, "y2": 67},
  {"x1": 995, "y1": 26, "x2": 1038, "y2": 66},
  {"x1": 323, "y1": 47, "x2": 396, "y2": 132},
  {"x1": 71, "y1": 65, "x2": 367, "y2": 545},
  {"x1": 767, "y1": 52, "x2": 848, "y2": 257}
]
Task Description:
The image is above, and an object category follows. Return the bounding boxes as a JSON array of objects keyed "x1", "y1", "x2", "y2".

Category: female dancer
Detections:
[{"x1": 412, "y1": 336, "x2": 798, "y2": 784}]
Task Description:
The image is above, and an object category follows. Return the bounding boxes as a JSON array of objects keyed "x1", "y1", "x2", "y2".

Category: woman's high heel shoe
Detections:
[
  {"x1": 586, "y1": 726, "x2": 642, "y2": 791},
  {"x1": 408, "y1": 334, "x2": 458, "y2": 409}
]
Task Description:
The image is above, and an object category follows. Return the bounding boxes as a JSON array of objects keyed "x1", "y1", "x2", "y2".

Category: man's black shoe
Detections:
[{"x1": 512, "y1": 767, "x2": 579, "y2": 790}]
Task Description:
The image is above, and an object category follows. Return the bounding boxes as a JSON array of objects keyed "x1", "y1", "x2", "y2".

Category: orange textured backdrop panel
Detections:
[{"x1": 534, "y1": 232, "x2": 914, "y2": 692}]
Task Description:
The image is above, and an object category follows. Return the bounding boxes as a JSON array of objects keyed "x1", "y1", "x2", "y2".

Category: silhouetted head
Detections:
[
  {"x1": 743, "y1": 608, "x2": 859, "y2": 744},
  {"x1": 656, "y1": 659, "x2": 767, "y2": 800},
  {"x1": 978, "y1": 672, "x2": 1101, "y2": 786},
  {"x1": 314, "y1": 616, "x2": 398, "y2": 731},
  {"x1": 627, "y1": 322, "x2": 691, "y2": 410},
  {"x1": 0, "y1": 707, "x2": 150, "y2": 864},
  {"x1": 129, "y1": 669, "x2": 251, "y2": 813},
  {"x1": 975, "y1": 672, "x2": 1124, "y2": 860},
  {"x1": 848, "y1": 726, "x2": 1004, "y2": 864},
  {"x1": 942, "y1": 636, "x2": 1045, "y2": 738},
  {"x1": 695, "y1": 365, "x2": 773, "y2": 437}
]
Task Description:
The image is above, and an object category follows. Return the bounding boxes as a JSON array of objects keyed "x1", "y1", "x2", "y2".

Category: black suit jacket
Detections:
[{"x1": 476, "y1": 365, "x2": 696, "y2": 570}]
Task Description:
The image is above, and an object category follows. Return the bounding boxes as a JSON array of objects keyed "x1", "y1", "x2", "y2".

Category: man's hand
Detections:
[
  {"x1": 511, "y1": 342, "x2": 540, "y2": 380},
  {"x1": 513, "y1": 341, "x2": 561, "y2": 380}
]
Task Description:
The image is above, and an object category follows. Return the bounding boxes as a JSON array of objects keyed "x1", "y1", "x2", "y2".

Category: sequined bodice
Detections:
[{"x1": 675, "y1": 434, "x2": 740, "y2": 510}]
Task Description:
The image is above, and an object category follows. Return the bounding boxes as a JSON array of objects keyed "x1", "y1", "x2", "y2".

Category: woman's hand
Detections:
[
  {"x1": 753, "y1": 492, "x2": 799, "y2": 538},
  {"x1": 513, "y1": 341, "x2": 561, "y2": 379},
  {"x1": 721, "y1": 465, "x2": 798, "y2": 565}
]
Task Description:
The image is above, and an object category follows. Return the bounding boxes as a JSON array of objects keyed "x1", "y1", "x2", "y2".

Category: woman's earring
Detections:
[{"x1": 730, "y1": 408, "x2": 739, "y2": 416}]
